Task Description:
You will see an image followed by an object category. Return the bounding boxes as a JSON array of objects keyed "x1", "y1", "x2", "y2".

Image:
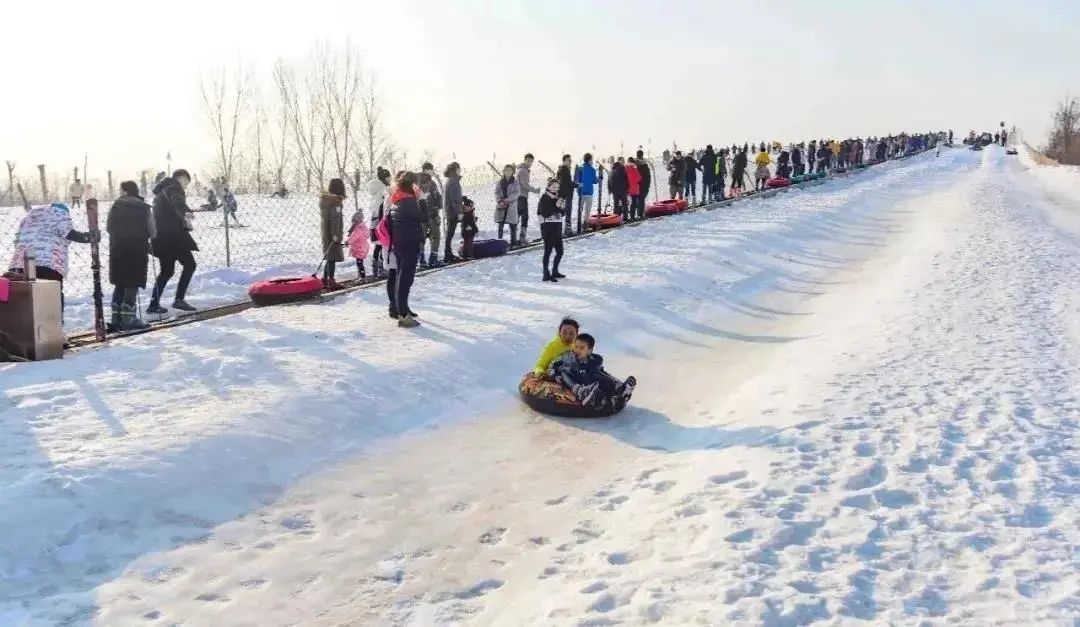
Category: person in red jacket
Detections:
[{"x1": 625, "y1": 158, "x2": 643, "y2": 222}]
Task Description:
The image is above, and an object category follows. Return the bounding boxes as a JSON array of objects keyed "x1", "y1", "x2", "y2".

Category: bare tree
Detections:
[
  {"x1": 250, "y1": 91, "x2": 267, "y2": 193},
  {"x1": 1046, "y1": 96, "x2": 1080, "y2": 165},
  {"x1": 356, "y1": 73, "x2": 392, "y2": 180},
  {"x1": 4, "y1": 161, "x2": 14, "y2": 197},
  {"x1": 267, "y1": 71, "x2": 292, "y2": 193},
  {"x1": 199, "y1": 61, "x2": 251, "y2": 186},
  {"x1": 273, "y1": 58, "x2": 328, "y2": 192}
]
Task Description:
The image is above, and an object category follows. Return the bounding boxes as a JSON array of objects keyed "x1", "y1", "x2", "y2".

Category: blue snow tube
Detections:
[{"x1": 469, "y1": 239, "x2": 511, "y2": 259}]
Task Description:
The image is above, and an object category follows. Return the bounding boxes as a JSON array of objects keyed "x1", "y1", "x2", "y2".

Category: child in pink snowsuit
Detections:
[{"x1": 347, "y1": 209, "x2": 371, "y2": 279}]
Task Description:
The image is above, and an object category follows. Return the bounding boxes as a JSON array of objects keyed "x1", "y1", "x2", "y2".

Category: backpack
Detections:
[{"x1": 375, "y1": 212, "x2": 392, "y2": 249}]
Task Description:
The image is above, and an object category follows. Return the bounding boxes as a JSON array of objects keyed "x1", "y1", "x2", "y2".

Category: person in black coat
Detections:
[
  {"x1": 537, "y1": 178, "x2": 565, "y2": 282},
  {"x1": 807, "y1": 140, "x2": 817, "y2": 173},
  {"x1": 731, "y1": 149, "x2": 748, "y2": 194},
  {"x1": 792, "y1": 145, "x2": 804, "y2": 176},
  {"x1": 699, "y1": 145, "x2": 718, "y2": 203},
  {"x1": 388, "y1": 171, "x2": 428, "y2": 328},
  {"x1": 148, "y1": 169, "x2": 199, "y2": 315},
  {"x1": 683, "y1": 153, "x2": 699, "y2": 204},
  {"x1": 608, "y1": 160, "x2": 628, "y2": 217},
  {"x1": 107, "y1": 180, "x2": 154, "y2": 330},
  {"x1": 556, "y1": 154, "x2": 577, "y2": 236}
]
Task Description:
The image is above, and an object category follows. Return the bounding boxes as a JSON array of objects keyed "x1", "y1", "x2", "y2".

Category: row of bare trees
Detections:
[
  {"x1": 198, "y1": 42, "x2": 399, "y2": 202},
  {"x1": 1044, "y1": 97, "x2": 1080, "y2": 165}
]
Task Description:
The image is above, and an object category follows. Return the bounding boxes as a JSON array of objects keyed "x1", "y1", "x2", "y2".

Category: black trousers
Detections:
[
  {"x1": 541, "y1": 222, "x2": 563, "y2": 276},
  {"x1": 613, "y1": 194, "x2": 628, "y2": 217},
  {"x1": 151, "y1": 250, "x2": 196, "y2": 304},
  {"x1": 444, "y1": 214, "x2": 459, "y2": 259},
  {"x1": 393, "y1": 236, "x2": 421, "y2": 317},
  {"x1": 561, "y1": 193, "x2": 574, "y2": 231},
  {"x1": 517, "y1": 197, "x2": 529, "y2": 236},
  {"x1": 111, "y1": 286, "x2": 138, "y2": 307},
  {"x1": 386, "y1": 267, "x2": 398, "y2": 312},
  {"x1": 629, "y1": 195, "x2": 644, "y2": 219}
]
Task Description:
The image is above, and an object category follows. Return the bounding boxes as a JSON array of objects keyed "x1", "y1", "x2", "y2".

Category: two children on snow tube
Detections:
[{"x1": 532, "y1": 318, "x2": 636, "y2": 413}]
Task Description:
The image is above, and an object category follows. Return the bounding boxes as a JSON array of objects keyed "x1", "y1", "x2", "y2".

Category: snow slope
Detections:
[{"x1": 2, "y1": 146, "x2": 1078, "y2": 625}]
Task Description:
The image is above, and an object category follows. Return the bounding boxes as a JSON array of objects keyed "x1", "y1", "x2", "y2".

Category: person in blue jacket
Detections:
[{"x1": 574, "y1": 153, "x2": 598, "y2": 229}]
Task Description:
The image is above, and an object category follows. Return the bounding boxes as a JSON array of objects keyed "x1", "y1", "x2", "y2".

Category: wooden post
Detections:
[
  {"x1": 85, "y1": 199, "x2": 107, "y2": 342},
  {"x1": 37, "y1": 164, "x2": 48, "y2": 202},
  {"x1": 107, "y1": 170, "x2": 114, "y2": 198},
  {"x1": 140, "y1": 171, "x2": 148, "y2": 198}
]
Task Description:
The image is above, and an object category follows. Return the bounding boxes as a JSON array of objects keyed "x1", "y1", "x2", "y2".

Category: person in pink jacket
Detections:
[
  {"x1": 625, "y1": 158, "x2": 643, "y2": 222},
  {"x1": 347, "y1": 206, "x2": 371, "y2": 279}
]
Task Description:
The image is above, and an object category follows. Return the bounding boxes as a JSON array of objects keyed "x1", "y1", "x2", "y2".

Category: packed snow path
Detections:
[{"x1": 2, "y1": 147, "x2": 1078, "y2": 625}]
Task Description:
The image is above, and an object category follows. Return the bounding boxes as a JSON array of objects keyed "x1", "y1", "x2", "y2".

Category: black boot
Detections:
[{"x1": 552, "y1": 269, "x2": 566, "y2": 279}]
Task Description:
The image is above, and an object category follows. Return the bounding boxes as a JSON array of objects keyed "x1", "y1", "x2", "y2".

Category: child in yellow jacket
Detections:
[{"x1": 533, "y1": 318, "x2": 580, "y2": 376}]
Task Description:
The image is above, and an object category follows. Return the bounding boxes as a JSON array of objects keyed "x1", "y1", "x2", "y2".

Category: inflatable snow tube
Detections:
[
  {"x1": 645, "y1": 199, "x2": 682, "y2": 218},
  {"x1": 463, "y1": 239, "x2": 510, "y2": 259},
  {"x1": 586, "y1": 213, "x2": 624, "y2": 230},
  {"x1": 249, "y1": 275, "x2": 324, "y2": 306},
  {"x1": 518, "y1": 372, "x2": 623, "y2": 419},
  {"x1": 834, "y1": 167, "x2": 848, "y2": 174},
  {"x1": 766, "y1": 177, "x2": 792, "y2": 189},
  {"x1": 790, "y1": 175, "x2": 806, "y2": 184},
  {"x1": 867, "y1": 158, "x2": 884, "y2": 166},
  {"x1": 675, "y1": 198, "x2": 690, "y2": 210}
]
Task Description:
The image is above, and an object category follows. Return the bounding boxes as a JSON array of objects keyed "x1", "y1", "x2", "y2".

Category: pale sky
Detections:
[{"x1": 2, "y1": 0, "x2": 1078, "y2": 185}]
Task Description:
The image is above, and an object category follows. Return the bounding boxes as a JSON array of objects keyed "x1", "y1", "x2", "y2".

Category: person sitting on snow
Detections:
[
  {"x1": 533, "y1": 318, "x2": 579, "y2": 376},
  {"x1": 549, "y1": 333, "x2": 636, "y2": 411}
]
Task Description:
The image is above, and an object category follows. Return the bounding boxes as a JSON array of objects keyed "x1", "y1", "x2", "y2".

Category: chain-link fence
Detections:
[{"x1": 1, "y1": 152, "x2": 675, "y2": 333}]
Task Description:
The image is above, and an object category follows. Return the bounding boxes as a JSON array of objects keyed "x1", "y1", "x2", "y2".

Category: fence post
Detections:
[
  {"x1": 224, "y1": 199, "x2": 232, "y2": 267},
  {"x1": 107, "y1": 170, "x2": 113, "y2": 199}
]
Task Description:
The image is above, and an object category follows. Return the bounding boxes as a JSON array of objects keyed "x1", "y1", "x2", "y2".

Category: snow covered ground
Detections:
[{"x1": 2, "y1": 145, "x2": 1079, "y2": 625}]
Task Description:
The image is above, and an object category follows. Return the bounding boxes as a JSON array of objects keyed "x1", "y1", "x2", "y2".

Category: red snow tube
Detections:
[
  {"x1": 248, "y1": 276, "x2": 324, "y2": 306},
  {"x1": 586, "y1": 213, "x2": 624, "y2": 230},
  {"x1": 676, "y1": 198, "x2": 689, "y2": 210},
  {"x1": 766, "y1": 177, "x2": 792, "y2": 189},
  {"x1": 645, "y1": 199, "x2": 682, "y2": 217}
]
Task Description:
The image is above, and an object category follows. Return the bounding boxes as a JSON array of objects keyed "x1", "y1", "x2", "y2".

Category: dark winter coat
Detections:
[
  {"x1": 808, "y1": 142, "x2": 818, "y2": 163},
  {"x1": 538, "y1": 193, "x2": 563, "y2": 220},
  {"x1": 699, "y1": 150, "x2": 717, "y2": 183},
  {"x1": 319, "y1": 192, "x2": 346, "y2": 263},
  {"x1": 389, "y1": 188, "x2": 428, "y2": 250},
  {"x1": 107, "y1": 195, "x2": 154, "y2": 288},
  {"x1": 732, "y1": 152, "x2": 748, "y2": 174},
  {"x1": 792, "y1": 148, "x2": 803, "y2": 166},
  {"x1": 557, "y1": 165, "x2": 575, "y2": 200},
  {"x1": 683, "y1": 156, "x2": 699, "y2": 182},
  {"x1": 444, "y1": 175, "x2": 463, "y2": 219},
  {"x1": 637, "y1": 161, "x2": 652, "y2": 196},
  {"x1": 668, "y1": 157, "x2": 685, "y2": 186},
  {"x1": 608, "y1": 163, "x2": 628, "y2": 196},
  {"x1": 461, "y1": 208, "x2": 478, "y2": 236},
  {"x1": 550, "y1": 350, "x2": 606, "y2": 384},
  {"x1": 151, "y1": 177, "x2": 198, "y2": 259}
]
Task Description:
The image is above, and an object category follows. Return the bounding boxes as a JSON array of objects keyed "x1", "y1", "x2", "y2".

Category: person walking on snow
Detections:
[
  {"x1": 495, "y1": 164, "x2": 522, "y2": 245},
  {"x1": 106, "y1": 181, "x2": 154, "y2": 330},
  {"x1": 700, "y1": 145, "x2": 718, "y2": 203},
  {"x1": 417, "y1": 169, "x2": 443, "y2": 268},
  {"x1": 683, "y1": 151, "x2": 699, "y2": 205},
  {"x1": 319, "y1": 178, "x2": 347, "y2": 290},
  {"x1": 516, "y1": 154, "x2": 541, "y2": 243},
  {"x1": 69, "y1": 179, "x2": 85, "y2": 209},
  {"x1": 557, "y1": 154, "x2": 577, "y2": 236},
  {"x1": 222, "y1": 185, "x2": 240, "y2": 226},
  {"x1": 754, "y1": 148, "x2": 772, "y2": 191},
  {"x1": 368, "y1": 167, "x2": 391, "y2": 278},
  {"x1": 608, "y1": 159, "x2": 629, "y2": 219},
  {"x1": 7, "y1": 201, "x2": 98, "y2": 316},
  {"x1": 538, "y1": 178, "x2": 566, "y2": 282},
  {"x1": 148, "y1": 169, "x2": 198, "y2": 315},
  {"x1": 389, "y1": 171, "x2": 428, "y2": 328},
  {"x1": 730, "y1": 148, "x2": 748, "y2": 195},
  {"x1": 574, "y1": 153, "x2": 599, "y2": 229},
  {"x1": 443, "y1": 162, "x2": 463, "y2": 263},
  {"x1": 625, "y1": 157, "x2": 642, "y2": 221},
  {"x1": 635, "y1": 149, "x2": 652, "y2": 208}
]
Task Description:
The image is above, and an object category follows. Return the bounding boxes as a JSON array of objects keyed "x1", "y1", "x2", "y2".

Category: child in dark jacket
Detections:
[
  {"x1": 549, "y1": 333, "x2": 636, "y2": 410},
  {"x1": 460, "y1": 196, "x2": 478, "y2": 259}
]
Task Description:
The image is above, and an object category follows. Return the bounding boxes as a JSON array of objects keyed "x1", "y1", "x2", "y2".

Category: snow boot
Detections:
[
  {"x1": 397, "y1": 315, "x2": 420, "y2": 329},
  {"x1": 147, "y1": 302, "x2": 168, "y2": 315},
  {"x1": 110, "y1": 303, "x2": 122, "y2": 329},
  {"x1": 543, "y1": 272, "x2": 556, "y2": 283},
  {"x1": 389, "y1": 306, "x2": 399, "y2": 320},
  {"x1": 172, "y1": 299, "x2": 196, "y2": 313},
  {"x1": 552, "y1": 270, "x2": 566, "y2": 279},
  {"x1": 119, "y1": 305, "x2": 150, "y2": 331}
]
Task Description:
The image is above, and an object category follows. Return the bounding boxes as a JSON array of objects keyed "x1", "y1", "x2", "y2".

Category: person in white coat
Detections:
[
  {"x1": 69, "y1": 179, "x2": 85, "y2": 208},
  {"x1": 366, "y1": 167, "x2": 391, "y2": 277}
]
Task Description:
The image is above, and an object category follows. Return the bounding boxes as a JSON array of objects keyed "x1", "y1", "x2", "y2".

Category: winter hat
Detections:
[{"x1": 51, "y1": 202, "x2": 70, "y2": 213}]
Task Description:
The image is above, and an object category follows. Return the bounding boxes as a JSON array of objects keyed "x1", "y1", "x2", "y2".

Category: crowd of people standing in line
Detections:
[{"x1": 3, "y1": 129, "x2": 946, "y2": 336}]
